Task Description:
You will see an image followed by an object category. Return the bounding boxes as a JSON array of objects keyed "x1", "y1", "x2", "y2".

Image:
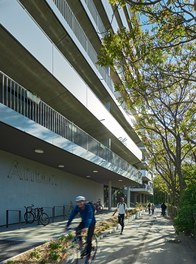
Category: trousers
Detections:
[
  {"x1": 76, "y1": 222, "x2": 95, "y2": 257},
  {"x1": 118, "y1": 214, "x2": 125, "y2": 232}
]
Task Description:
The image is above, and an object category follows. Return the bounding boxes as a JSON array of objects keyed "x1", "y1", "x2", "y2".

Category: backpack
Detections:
[{"x1": 88, "y1": 202, "x2": 95, "y2": 214}]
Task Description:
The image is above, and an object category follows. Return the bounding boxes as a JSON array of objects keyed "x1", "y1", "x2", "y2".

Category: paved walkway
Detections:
[
  {"x1": 1, "y1": 210, "x2": 196, "y2": 263},
  {"x1": 93, "y1": 211, "x2": 196, "y2": 264}
]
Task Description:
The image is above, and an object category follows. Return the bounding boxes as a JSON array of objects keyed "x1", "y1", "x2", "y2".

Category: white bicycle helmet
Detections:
[{"x1": 75, "y1": 195, "x2": 86, "y2": 202}]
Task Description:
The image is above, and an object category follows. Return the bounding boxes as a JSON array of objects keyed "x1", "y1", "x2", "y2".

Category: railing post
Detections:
[
  {"x1": 63, "y1": 206, "x2": 66, "y2": 219},
  {"x1": 52, "y1": 206, "x2": 55, "y2": 223},
  {"x1": 6, "y1": 210, "x2": 9, "y2": 228},
  {"x1": 19, "y1": 210, "x2": 21, "y2": 228}
]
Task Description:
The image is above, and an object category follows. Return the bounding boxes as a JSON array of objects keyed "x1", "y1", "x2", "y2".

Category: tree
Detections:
[
  {"x1": 98, "y1": 1, "x2": 196, "y2": 205},
  {"x1": 153, "y1": 174, "x2": 168, "y2": 204},
  {"x1": 109, "y1": 0, "x2": 196, "y2": 50}
]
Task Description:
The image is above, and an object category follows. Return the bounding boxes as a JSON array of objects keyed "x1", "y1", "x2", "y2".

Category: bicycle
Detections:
[
  {"x1": 24, "y1": 204, "x2": 50, "y2": 226},
  {"x1": 65, "y1": 228, "x2": 98, "y2": 264}
]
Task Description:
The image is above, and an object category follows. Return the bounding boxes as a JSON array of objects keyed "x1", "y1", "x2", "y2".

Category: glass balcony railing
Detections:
[
  {"x1": 0, "y1": 71, "x2": 142, "y2": 182},
  {"x1": 52, "y1": 0, "x2": 114, "y2": 92}
]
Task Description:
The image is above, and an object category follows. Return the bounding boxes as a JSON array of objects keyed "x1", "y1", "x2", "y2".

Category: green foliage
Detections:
[
  {"x1": 58, "y1": 235, "x2": 65, "y2": 242},
  {"x1": 49, "y1": 250, "x2": 59, "y2": 261},
  {"x1": 98, "y1": 0, "x2": 196, "y2": 206},
  {"x1": 174, "y1": 186, "x2": 196, "y2": 235},
  {"x1": 66, "y1": 232, "x2": 74, "y2": 240},
  {"x1": 49, "y1": 241, "x2": 61, "y2": 250},
  {"x1": 30, "y1": 249, "x2": 40, "y2": 259},
  {"x1": 183, "y1": 164, "x2": 196, "y2": 188},
  {"x1": 39, "y1": 260, "x2": 47, "y2": 264}
]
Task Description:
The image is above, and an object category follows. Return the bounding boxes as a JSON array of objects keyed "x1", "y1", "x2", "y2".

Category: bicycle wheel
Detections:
[
  {"x1": 24, "y1": 212, "x2": 34, "y2": 224},
  {"x1": 90, "y1": 235, "x2": 98, "y2": 262},
  {"x1": 65, "y1": 243, "x2": 79, "y2": 264},
  {"x1": 79, "y1": 235, "x2": 98, "y2": 264},
  {"x1": 39, "y1": 212, "x2": 50, "y2": 226}
]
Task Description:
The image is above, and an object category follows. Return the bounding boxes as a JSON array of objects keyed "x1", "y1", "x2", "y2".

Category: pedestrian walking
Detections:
[
  {"x1": 161, "y1": 202, "x2": 167, "y2": 216},
  {"x1": 112, "y1": 197, "x2": 128, "y2": 235},
  {"x1": 147, "y1": 203, "x2": 151, "y2": 214},
  {"x1": 151, "y1": 203, "x2": 155, "y2": 215}
]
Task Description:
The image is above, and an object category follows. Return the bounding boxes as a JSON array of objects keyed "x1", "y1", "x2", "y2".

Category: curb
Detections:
[{"x1": 1, "y1": 210, "x2": 144, "y2": 264}]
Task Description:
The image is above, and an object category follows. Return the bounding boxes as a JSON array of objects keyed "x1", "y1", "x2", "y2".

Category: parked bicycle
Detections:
[
  {"x1": 65, "y1": 228, "x2": 98, "y2": 264},
  {"x1": 24, "y1": 204, "x2": 50, "y2": 226}
]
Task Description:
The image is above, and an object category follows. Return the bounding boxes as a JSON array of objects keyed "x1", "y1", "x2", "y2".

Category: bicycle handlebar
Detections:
[{"x1": 24, "y1": 204, "x2": 34, "y2": 209}]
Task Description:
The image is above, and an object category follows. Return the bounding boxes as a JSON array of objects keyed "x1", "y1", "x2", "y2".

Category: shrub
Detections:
[
  {"x1": 49, "y1": 241, "x2": 61, "y2": 250},
  {"x1": 174, "y1": 186, "x2": 196, "y2": 236},
  {"x1": 49, "y1": 250, "x2": 59, "y2": 261}
]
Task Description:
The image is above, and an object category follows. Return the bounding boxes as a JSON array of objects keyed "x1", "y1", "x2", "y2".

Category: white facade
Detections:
[{"x1": 0, "y1": 0, "x2": 149, "y2": 226}]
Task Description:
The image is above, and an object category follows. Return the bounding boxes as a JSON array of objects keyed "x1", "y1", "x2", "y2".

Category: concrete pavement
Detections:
[
  {"x1": 1, "y1": 210, "x2": 196, "y2": 264},
  {"x1": 93, "y1": 211, "x2": 196, "y2": 264}
]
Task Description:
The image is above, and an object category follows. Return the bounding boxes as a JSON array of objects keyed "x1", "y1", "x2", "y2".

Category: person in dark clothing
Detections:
[
  {"x1": 66, "y1": 196, "x2": 96, "y2": 264},
  {"x1": 147, "y1": 203, "x2": 151, "y2": 214},
  {"x1": 161, "y1": 202, "x2": 167, "y2": 216}
]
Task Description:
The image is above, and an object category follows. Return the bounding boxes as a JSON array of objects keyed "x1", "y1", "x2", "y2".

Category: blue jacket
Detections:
[{"x1": 67, "y1": 203, "x2": 96, "y2": 228}]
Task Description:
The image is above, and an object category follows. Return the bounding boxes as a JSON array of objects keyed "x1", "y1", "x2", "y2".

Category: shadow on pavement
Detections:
[{"x1": 0, "y1": 240, "x2": 42, "y2": 263}]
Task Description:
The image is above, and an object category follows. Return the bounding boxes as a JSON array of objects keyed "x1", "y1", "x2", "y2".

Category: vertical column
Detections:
[
  {"x1": 144, "y1": 195, "x2": 146, "y2": 204},
  {"x1": 140, "y1": 194, "x2": 143, "y2": 203},
  {"x1": 134, "y1": 193, "x2": 137, "y2": 204},
  {"x1": 142, "y1": 194, "x2": 144, "y2": 204},
  {"x1": 108, "y1": 181, "x2": 112, "y2": 211},
  {"x1": 127, "y1": 186, "x2": 130, "y2": 208}
]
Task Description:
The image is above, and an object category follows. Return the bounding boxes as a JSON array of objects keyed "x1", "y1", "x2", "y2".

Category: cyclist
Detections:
[{"x1": 66, "y1": 196, "x2": 96, "y2": 264}]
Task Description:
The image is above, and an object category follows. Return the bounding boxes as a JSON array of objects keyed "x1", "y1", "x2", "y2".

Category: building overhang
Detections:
[
  {"x1": 130, "y1": 188, "x2": 153, "y2": 195},
  {"x1": 0, "y1": 105, "x2": 142, "y2": 188}
]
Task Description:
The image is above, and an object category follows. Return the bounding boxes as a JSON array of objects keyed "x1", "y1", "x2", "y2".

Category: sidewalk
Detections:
[
  {"x1": 1, "y1": 210, "x2": 196, "y2": 264},
  {"x1": 93, "y1": 211, "x2": 196, "y2": 264}
]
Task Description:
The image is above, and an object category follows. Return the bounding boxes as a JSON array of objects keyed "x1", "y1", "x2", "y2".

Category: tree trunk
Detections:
[{"x1": 176, "y1": 133, "x2": 185, "y2": 195}]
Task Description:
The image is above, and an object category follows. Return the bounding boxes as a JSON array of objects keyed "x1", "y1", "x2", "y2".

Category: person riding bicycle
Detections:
[{"x1": 66, "y1": 196, "x2": 96, "y2": 264}]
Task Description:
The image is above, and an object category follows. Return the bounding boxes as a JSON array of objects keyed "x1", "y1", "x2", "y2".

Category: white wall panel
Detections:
[{"x1": 0, "y1": 150, "x2": 103, "y2": 226}]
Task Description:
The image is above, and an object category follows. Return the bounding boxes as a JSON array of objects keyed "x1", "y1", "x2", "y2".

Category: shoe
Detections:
[{"x1": 120, "y1": 232, "x2": 123, "y2": 235}]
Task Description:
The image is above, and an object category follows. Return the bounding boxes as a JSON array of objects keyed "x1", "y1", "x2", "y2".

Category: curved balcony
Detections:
[{"x1": 130, "y1": 184, "x2": 153, "y2": 195}]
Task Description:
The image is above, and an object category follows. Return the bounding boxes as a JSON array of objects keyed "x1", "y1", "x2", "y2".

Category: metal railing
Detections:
[
  {"x1": 0, "y1": 71, "x2": 141, "y2": 182},
  {"x1": 83, "y1": 0, "x2": 107, "y2": 38},
  {"x1": 52, "y1": 0, "x2": 114, "y2": 91},
  {"x1": 130, "y1": 184, "x2": 153, "y2": 193}
]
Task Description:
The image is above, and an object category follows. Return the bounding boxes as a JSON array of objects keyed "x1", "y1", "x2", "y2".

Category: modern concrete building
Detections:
[{"x1": 0, "y1": 0, "x2": 152, "y2": 226}]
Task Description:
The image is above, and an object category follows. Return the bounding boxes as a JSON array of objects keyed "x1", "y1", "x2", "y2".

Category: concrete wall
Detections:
[{"x1": 0, "y1": 150, "x2": 103, "y2": 226}]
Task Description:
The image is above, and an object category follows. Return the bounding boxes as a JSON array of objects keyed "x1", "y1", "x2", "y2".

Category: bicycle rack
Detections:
[
  {"x1": 52, "y1": 206, "x2": 66, "y2": 222},
  {"x1": 6, "y1": 210, "x2": 22, "y2": 228}
]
